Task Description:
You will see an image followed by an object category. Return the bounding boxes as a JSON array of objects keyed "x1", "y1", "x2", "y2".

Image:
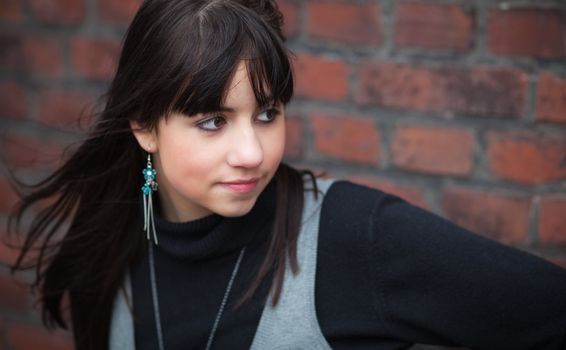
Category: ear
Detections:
[{"x1": 129, "y1": 120, "x2": 158, "y2": 153}]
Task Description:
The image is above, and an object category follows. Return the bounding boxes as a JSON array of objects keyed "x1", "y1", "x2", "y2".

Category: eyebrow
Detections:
[{"x1": 217, "y1": 106, "x2": 236, "y2": 113}]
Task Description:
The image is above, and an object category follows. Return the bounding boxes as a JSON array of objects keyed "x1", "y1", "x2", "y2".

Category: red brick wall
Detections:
[
  {"x1": 283, "y1": 0, "x2": 566, "y2": 263},
  {"x1": 1, "y1": 0, "x2": 565, "y2": 348}
]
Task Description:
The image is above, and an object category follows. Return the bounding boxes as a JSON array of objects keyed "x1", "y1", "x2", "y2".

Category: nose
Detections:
[{"x1": 226, "y1": 124, "x2": 264, "y2": 169}]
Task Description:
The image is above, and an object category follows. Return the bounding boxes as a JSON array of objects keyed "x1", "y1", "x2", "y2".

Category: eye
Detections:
[
  {"x1": 197, "y1": 116, "x2": 227, "y2": 131},
  {"x1": 257, "y1": 108, "x2": 279, "y2": 123}
]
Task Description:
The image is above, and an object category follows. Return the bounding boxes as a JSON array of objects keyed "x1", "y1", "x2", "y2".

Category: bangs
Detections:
[{"x1": 169, "y1": 1, "x2": 294, "y2": 117}]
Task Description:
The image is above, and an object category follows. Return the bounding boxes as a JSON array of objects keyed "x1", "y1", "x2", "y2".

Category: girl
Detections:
[{"x1": 7, "y1": 1, "x2": 566, "y2": 349}]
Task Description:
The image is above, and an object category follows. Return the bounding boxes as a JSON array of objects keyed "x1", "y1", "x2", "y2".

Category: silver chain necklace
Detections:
[{"x1": 148, "y1": 243, "x2": 247, "y2": 350}]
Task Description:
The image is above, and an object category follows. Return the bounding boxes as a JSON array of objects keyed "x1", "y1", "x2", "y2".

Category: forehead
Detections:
[
  {"x1": 225, "y1": 62, "x2": 250, "y2": 97},
  {"x1": 222, "y1": 61, "x2": 268, "y2": 110}
]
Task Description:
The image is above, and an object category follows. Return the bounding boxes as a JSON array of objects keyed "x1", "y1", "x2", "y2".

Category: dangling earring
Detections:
[{"x1": 142, "y1": 153, "x2": 159, "y2": 245}]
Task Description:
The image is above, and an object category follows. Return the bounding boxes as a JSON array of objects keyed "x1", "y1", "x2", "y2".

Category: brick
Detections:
[
  {"x1": 98, "y1": 0, "x2": 141, "y2": 23},
  {"x1": 394, "y1": 3, "x2": 473, "y2": 52},
  {"x1": 442, "y1": 187, "x2": 530, "y2": 244},
  {"x1": 0, "y1": 34, "x2": 65, "y2": 78},
  {"x1": 8, "y1": 324, "x2": 73, "y2": 350},
  {"x1": 0, "y1": 319, "x2": 6, "y2": 350},
  {"x1": 0, "y1": 81, "x2": 28, "y2": 120},
  {"x1": 391, "y1": 125, "x2": 474, "y2": 176},
  {"x1": 308, "y1": 2, "x2": 380, "y2": 46},
  {"x1": 0, "y1": 0, "x2": 24, "y2": 22},
  {"x1": 356, "y1": 62, "x2": 527, "y2": 119},
  {"x1": 0, "y1": 178, "x2": 19, "y2": 215},
  {"x1": 3, "y1": 134, "x2": 65, "y2": 170},
  {"x1": 486, "y1": 131, "x2": 566, "y2": 184},
  {"x1": 284, "y1": 117, "x2": 303, "y2": 160},
  {"x1": 0, "y1": 33, "x2": 23, "y2": 70},
  {"x1": 294, "y1": 53, "x2": 349, "y2": 101},
  {"x1": 0, "y1": 275, "x2": 27, "y2": 312},
  {"x1": 38, "y1": 89, "x2": 96, "y2": 129},
  {"x1": 536, "y1": 71, "x2": 566, "y2": 124},
  {"x1": 23, "y1": 37, "x2": 66, "y2": 78},
  {"x1": 348, "y1": 175, "x2": 428, "y2": 209},
  {"x1": 277, "y1": 0, "x2": 300, "y2": 38},
  {"x1": 70, "y1": 38, "x2": 121, "y2": 80},
  {"x1": 539, "y1": 196, "x2": 566, "y2": 246},
  {"x1": 29, "y1": 0, "x2": 85, "y2": 24},
  {"x1": 311, "y1": 112, "x2": 379, "y2": 165},
  {"x1": 0, "y1": 318, "x2": 7, "y2": 350},
  {"x1": 487, "y1": 8, "x2": 566, "y2": 59}
]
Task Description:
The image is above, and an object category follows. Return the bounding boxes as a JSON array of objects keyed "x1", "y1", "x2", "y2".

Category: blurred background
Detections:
[{"x1": 1, "y1": 0, "x2": 565, "y2": 349}]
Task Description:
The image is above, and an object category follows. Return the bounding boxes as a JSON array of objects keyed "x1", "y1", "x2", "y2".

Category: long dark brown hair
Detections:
[{"x1": 5, "y1": 1, "x2": 316, "y2": 349}]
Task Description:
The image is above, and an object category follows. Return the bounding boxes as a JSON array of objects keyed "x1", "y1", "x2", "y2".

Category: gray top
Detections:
[
  {"x1": 109, "y1": 178, "x2": 335, "y2": 349},
  {"x1": 249, "y1": 178, "x2": 334, "y2": 350},
  {"x1": 109, "y1": 272, "x2": 135, "y2": 350}
]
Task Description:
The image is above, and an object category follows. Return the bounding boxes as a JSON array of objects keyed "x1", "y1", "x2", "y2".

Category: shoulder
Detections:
[
  {"x1": 313, "y1": 179, "x2": 414, "y2": 324},
  {"x1": 315, "y1": 178, "x2": 470, "y2": 255},
  {"x1": 317, "y1": 179, "x2": 406, "y2": 231},
  {"x1": 315, "y1": 179, "x2": 396, "y2": 256},
  {"x1": 317, "y1": 179, "x2": 552, "y2": 274}
]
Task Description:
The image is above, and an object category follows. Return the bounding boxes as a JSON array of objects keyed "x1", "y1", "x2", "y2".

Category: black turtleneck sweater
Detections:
[{"x1": 130, "y1": 180, "x2": 566, "y2": 350}]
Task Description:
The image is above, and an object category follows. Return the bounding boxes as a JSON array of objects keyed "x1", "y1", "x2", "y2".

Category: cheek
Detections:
[
  {"x1": 157, "y1": 135, "x2": 218, "y2": 188},
  {"x1": 261, "y1": 123, "x2": 286, "y2": 166}
]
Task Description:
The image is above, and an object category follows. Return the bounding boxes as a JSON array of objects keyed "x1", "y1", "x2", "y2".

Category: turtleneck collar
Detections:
[{"x1": 150, "y1": 179, "x2": 277, "y2": 261}]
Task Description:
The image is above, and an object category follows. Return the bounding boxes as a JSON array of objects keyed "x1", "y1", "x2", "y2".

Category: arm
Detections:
[{"x1": 370, "y1": 193, "x2": 566, "y2": 349}]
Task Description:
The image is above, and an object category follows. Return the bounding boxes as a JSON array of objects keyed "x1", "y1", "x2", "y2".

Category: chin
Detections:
[{"x1": 217, "y1": 199, "x2": 257, "y2": 218}]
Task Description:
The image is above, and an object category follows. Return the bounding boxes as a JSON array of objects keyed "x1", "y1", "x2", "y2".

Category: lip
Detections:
[{"x1": 220, "y1": 178, "x2": 260, "y2": 193}]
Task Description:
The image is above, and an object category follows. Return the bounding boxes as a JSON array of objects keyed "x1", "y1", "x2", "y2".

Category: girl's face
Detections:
[{"x1": 131, "y1": 61, "x2": 286, "y2": 222}]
